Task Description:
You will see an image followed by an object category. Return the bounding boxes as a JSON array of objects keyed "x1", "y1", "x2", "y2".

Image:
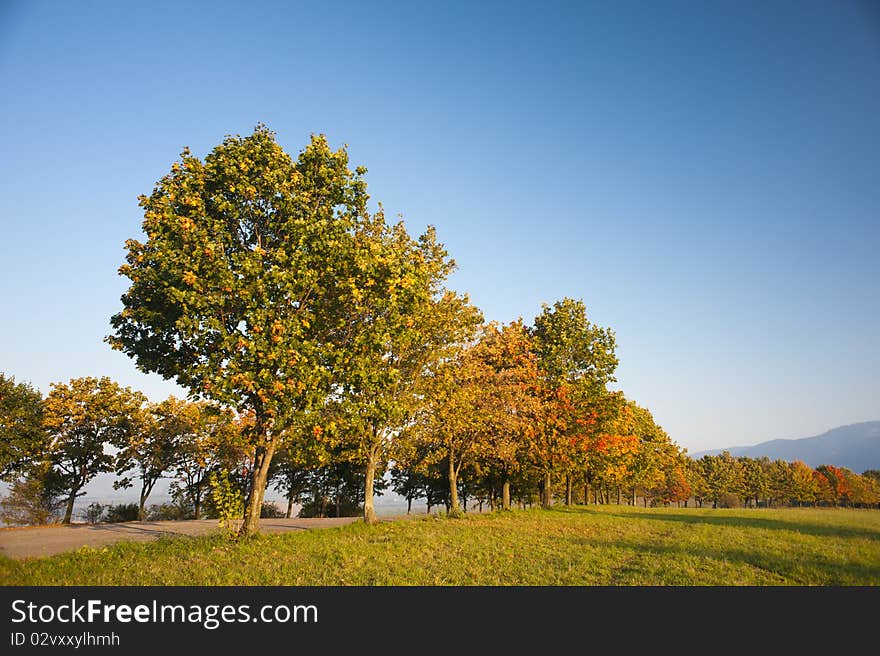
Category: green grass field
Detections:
[{"x1": 2, "y1": 505, "x2": 878, "y2": 585}]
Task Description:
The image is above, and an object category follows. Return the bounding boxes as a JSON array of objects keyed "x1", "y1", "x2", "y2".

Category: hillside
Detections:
[{"x1": 690, "y1": 421, "x2": 880, "y2": 472}]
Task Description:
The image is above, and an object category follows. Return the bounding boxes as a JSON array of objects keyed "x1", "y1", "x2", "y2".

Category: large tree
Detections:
[
  {"x1": 328, "y1": 208, "x2": 481, "y2": 523},
  {"x1": 43, "y1": 377, "x2": 145, "y2": 523},
  {"x1": 530, "y1": 298, "x2": 618, "y2": 508},
  {"x1": 0, "y1": 373, "x2": 48, "y2": 481},
  {"x1": 109, "y1": 126, "x2": 374, "y2": 535}
]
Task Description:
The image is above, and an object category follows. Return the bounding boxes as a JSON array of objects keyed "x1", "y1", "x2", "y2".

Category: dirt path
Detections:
[{"x1": 0, "y1": 517, "x2": 370, "y2": 560}]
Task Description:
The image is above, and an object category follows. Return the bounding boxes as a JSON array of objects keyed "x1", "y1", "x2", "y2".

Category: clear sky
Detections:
[{"x1": 1, "y1": 0, "x2": 878, "y2": 455}]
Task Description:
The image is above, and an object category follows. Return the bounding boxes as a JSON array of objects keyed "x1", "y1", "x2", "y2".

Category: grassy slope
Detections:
[{"x1": 1, "y1": 505, "x2": 878, "y2": 585}]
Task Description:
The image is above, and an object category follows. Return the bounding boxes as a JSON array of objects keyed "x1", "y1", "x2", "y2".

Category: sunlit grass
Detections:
[{"x1": 1, "y1": 505, "x2": 878, "y2": 585}]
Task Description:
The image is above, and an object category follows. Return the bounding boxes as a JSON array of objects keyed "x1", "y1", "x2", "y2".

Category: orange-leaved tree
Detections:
[{"x1": 530, "y1": 298, "x2": 618, "y2": 509}]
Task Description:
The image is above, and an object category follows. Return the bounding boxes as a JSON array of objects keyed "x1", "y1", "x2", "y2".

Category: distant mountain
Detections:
[{"x1": 689, "y1": 421, "x2": 880, "y2": 473}]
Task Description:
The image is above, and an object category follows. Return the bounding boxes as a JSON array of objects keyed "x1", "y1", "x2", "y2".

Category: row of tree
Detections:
[
  {"x1": 4, "y1": 365, "x2": 877, "y2": 528},
  {"x1": 3, "y1": 127, "x2": 876, "y2": 533},
  {"x1": 688, "y1": 452, "x2": 880, "y2": 509},
  {"x1": 101, "y1": 125, "x2": 642, "y2": 535}
]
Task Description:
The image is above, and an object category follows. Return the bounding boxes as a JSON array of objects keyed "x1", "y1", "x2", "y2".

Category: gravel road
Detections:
[{"x1": 0, "y1": 517, "x2": 367, "y2": 560}]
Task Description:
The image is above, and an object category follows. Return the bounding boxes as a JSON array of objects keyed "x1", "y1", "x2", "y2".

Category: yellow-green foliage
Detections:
[{"x1": 208, "y1": 470, "x2": 243, "y2": 536}]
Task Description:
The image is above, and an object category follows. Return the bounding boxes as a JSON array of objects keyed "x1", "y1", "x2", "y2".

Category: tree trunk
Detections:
[
  {"x1": 193, "y1": 472, "x2": 204, "y2": 519},
  {"x1": 584, "y1": 483, "x2": 589, "y2": 506},
  {"x1": 502, "y1": 479, "x2": 511, "y2": 510},
  {"x1": 407, "y1": 497, "x2": 412, "y2": 514},
  {"x1": 363, "y1": 452, "x2": 378, "y2": 524},
  {"x1": 617, "y1": 487, "x2": 621, "y2": 505},
  {"x1": 542, "y1": 471, "x2": 553, "y2": 509},
  {"x1": 565, "y1": 475, "x2": 572, "y2": 506},
  {"x1": 239, "y1": 440, "x2": 277, "y2": 537},
  {"x1": 448, "y1": 458, "x2": 459, "y2": 515},
  {"x1": 286, "y1": 495, "x2": 294, "y2": 518},
  {"x1": 632, "y1": 486, "x2": 637, "y2": 506},
  {"x1": 63, "y1": 490, "x2": 77, "y2": 525},
  {"x1": 138, "y1": 479, "x2": 155, "y2": 522}
]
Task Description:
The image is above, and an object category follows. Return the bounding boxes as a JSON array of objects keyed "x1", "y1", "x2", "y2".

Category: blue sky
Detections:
[{"x1": 1, "y1": 0, "x2": 878, "y2": 455}]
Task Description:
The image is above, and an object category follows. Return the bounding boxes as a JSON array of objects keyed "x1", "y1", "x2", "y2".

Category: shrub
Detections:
[
  {"x1": 104, "y1": 503, "x2": 140, "y2": 523},
  {"x1": 208, "y1": 470, "x2": 244, "y2": 536},
  {"x1": 0, "y1": 472, "x2": 64, "y2": 527},
  {"x1": 80, "y1": 502, "x2": 105, "y2": 524},
  {"x1": 718, "y1": 493, "x2": 742, "y2": 509},
  {"x1": 146, "y1": 502, "x2": 195, "y2": 521},
  {"x1": 260, "y1": 501, "x2": 285, "y2": 518},
  {"x1": 297, "y1": 496, "x2": 362, "y2": 518}
]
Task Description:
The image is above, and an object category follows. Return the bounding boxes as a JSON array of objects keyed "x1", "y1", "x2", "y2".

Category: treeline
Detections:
[
  {"x1": 3, "y1": 126, "x2": 877, "y2": 533},
  {"x1": 4, "y1": 364, "x2": 877, "y2": 528},
  {"x1": 688, "y1": 453, "x2": 880, "y2": 509}
]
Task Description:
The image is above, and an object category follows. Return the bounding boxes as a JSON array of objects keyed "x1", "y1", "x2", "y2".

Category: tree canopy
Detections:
[{"x1": 0, "y1": 373, "x2": 48, "y2": 481}]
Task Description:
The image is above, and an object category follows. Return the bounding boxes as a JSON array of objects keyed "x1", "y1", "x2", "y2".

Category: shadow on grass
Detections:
[
  {"x1": 83, "y1": 523, "x2": 182, "y2": 537},
  {"x1": 559, "y1": 506, "x2": 880, "y2": 542},
  {"x1": 580, "y1": 535, "x2": 880, "y2": 585}
]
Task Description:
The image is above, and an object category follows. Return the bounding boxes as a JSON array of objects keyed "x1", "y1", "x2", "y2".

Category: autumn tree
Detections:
[
  {"x1": 405, "y1": 320, "x2": 543, "y2": 516},
  {"x1": 43, "y1": 377, "x2": 145, "y2": 524},
  {"x1": 404, "y1": 329, "x2": 497, "y2": 516},
  {"x1": 688, "y1": 458, "x2": 710, "y2": 507},
  {"x1": 530, "y1": 298, "x2": 618, "y2": 508},
  {"x1": 0, "y1": 462, "x2": 65, "y2": 526},
  {"x1": 0, "y1": 373, "x2": 48, "y2": 481},
  {"x1": 390, "y1": 465, "x2": 427, "y2": 514},
  {"x1": 788, "y1": 460, "x2": 821, "y2": 506},
  {"x1": 739, "y1": 457, "x2": 771, "y2": 508},
  {"x1": 170, "y1": 401, "x2": 243, "y2": 519},
  {"x1": 472, "y1": 321, "x2": 542, "y2": 510},
  {"x1": 593, "y1": 397, "x2": 676, "y2": 506},
  {"x1": 815, "y1": 464, "x2": 852, "y2": 507},
  {"x1": 328, "y1": 207, "x2": 481, "y2": 523},
  {"x1": 109, "y1": 126, "x2": 379, "y2": 535},
  {"x1": 114, "y1": 396, "x2": 190, "y2": 520},
  {"x1": 271, "y1": 446, "x2": 319, "y2": 518},
  {"x1": 391, "y1": 462, "x2": 450, "y2": 514},
  {"x1": 768, "y1": 459, "x2": 793, "y2": 507},
  {"x1": 659, "y1": 457, "x2": 693, "y2": 506},
  {"x1": 846, "y1": 469, "x2": 880, "y2": 507},
  {"x1": 697, "y1": 452, "x2": 741, "y2": 508},
  {"x1": 859, "y1": 470, "x2": 880, "y2": 508},
  {"x1": 812, "y1": 467, "x2": 836, "y2": 506}
]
